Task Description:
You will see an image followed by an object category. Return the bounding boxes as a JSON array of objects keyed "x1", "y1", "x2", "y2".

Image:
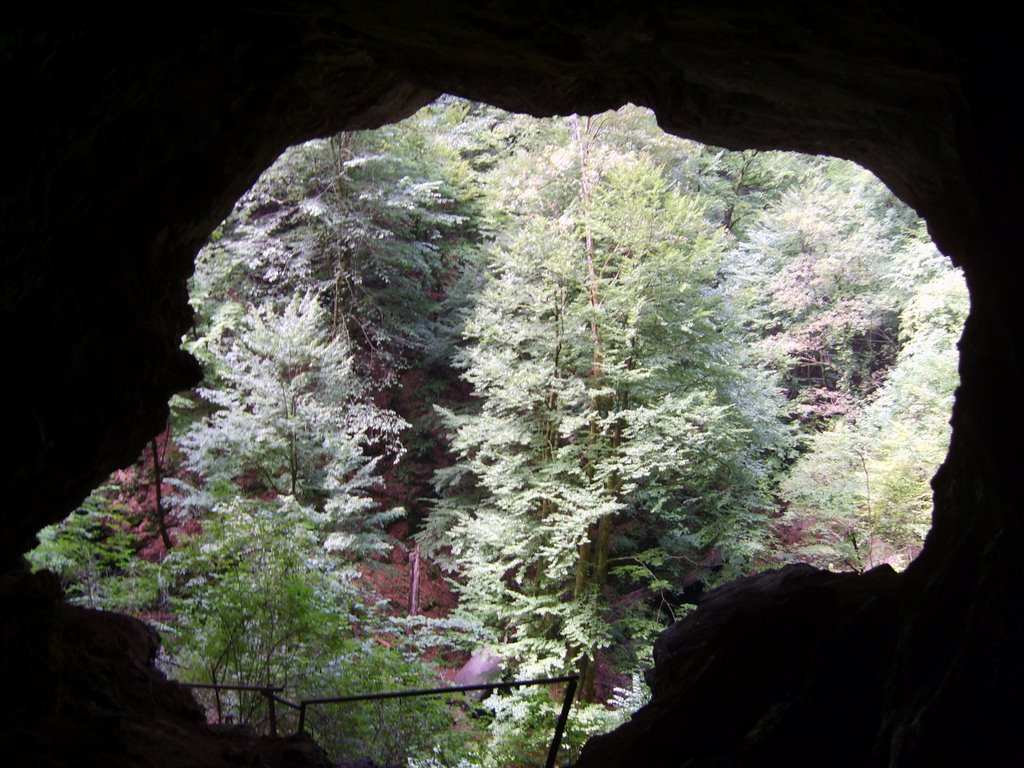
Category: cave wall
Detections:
[{"x1": 2, "y1": 3, "x2": 1020, "y2": 766}]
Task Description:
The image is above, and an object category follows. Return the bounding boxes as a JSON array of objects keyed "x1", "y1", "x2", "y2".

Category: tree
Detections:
[
  {"x1": 182, "y1": 98, "x2": 491, "y2": 579},
  {"x1": 729, "y1": 162, "x2": 929, "y2": 425},
  {"x1": 189, "y1": 98, "x2": 483, "y2": 385},
  {"x1": 424, "y1": 107, "x2": 790, "y2": 698},
  {"x1": 180, "y1": 291, "x2": 407, "y2": 556}
]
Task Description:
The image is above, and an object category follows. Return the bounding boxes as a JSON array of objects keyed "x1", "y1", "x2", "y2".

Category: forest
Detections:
[{"x1": 28, "y1": 97, "x2": 966, "y2": 767}]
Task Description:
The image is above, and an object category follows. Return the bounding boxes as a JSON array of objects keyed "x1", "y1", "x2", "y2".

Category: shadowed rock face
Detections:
[
  {"x1": 0, "y1": 568, "x2": 334, "y2": 767},
  {"x1": 579, "y1": 564, "x2": 903, "y2": 767},
  {"x1": 2, "y1": 4, "x2": 1020, "y2": 766}
]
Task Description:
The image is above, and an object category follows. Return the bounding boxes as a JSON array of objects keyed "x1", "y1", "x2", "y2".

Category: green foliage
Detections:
[
  {"x1": 28, "y1": 484, "x2": 162, "y2": 612},
  {"x1": 165, "y1": 498, "x2": 358, "y2": 694},
  {"x1": 180, "y1": 291, "x2": 407, "y2": 555},
  {"x1": 730, "y1": 162, "x2": 934, "y2": 425},
  {"x1": 425, "y1": 107, "x2": 792, "y2": 690},
  {"x1": 475, "y1": 687, "x2": 632, "y2": 768},
  {"x1": 190, "y1": 97, "x2": 483, "y2": 383},
  {"x1": 779, "y1": 268, "x2": 967, "y2": 570},
  {"x1": 165, "y1": 497, "x2": 467, "y2": 765},
  {"x1": 300, "y1": 642, "x2": 462, "y2": 766}
]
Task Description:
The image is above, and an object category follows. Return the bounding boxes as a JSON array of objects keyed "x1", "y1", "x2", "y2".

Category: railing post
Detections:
[
  {"x1": 297, "y1": 701, "x2": 307, "y2": 735},
  {"x1": 544, "y1": 676, "x2": 577, "y2": 768},
  {"x1": 264, "y1": 688, "x2": 278, "y2": 737}
]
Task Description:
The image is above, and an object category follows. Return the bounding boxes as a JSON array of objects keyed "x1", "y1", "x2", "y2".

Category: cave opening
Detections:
[{"x1": 23, "y1": 95, "x2": 968, "y2": 766}]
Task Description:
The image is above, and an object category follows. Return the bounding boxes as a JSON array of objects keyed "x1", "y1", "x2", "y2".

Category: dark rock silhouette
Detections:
[
  {"x1": 0, "y1": 567, "x2": 333, "y2": 767},
  {"x1": 2, "y1": 4, "x2": 1020, "y2": 766}
]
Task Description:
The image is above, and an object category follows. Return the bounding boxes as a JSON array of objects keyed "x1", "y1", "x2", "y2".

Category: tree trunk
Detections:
[
  {"x1": 571, "y1": 114, "x2": 609, "y2": 703},
  {"x1": 574, "y1": 538, "x2": 592, "y2": 599},
  {"x1": 577, "y1": 654, "x2": 597, "y2": 702},
  {"x1": 151, "y1": 434, "x2": 173, "y2": 551},
  {"x1": 594, "y1": 514, "x2": 613, "y2": 586},
  {"x1": 409, "y1": 542, "x2": 421, "y2": 615},
  {"x1": 288, "y1": 401, "x2": 299, "y2": 497},
  {"x1": 571, "y1": 114, "x2": 603, "y2": 381}
]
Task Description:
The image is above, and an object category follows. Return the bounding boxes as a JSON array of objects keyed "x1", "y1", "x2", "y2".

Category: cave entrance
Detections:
[{"x1": 25, "y1": 96, "x2": 967, "y2": 766}]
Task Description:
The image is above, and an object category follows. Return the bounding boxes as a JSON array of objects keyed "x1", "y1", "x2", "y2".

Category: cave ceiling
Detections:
[{"x1": 2, "y1": 4, "x2": 1020, "y2": 765}]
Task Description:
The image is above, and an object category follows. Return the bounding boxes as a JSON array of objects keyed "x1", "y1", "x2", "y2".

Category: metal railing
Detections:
[
  {"x1": 179, "y1": 682, "x2": 295, "y2": 737},
  {"x1": 181, "y1": 674, "x2": 578, "y2": 768}
]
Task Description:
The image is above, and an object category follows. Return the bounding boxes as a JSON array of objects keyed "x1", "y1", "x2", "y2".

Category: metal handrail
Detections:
[
  {"x1": 179, "y1": 681, "x2": 288, "y2": 735},
  {"x1": 297, "y1": 674, "x2": 578, "y2": 768},
  {"x1": 180, "y1": 682, "x2": 283, "y2": 692},
  {"x1": 181, "y1": 674, "x2": 579, "y2": 768},
  {"x1": 299, "y1": 673, "x2": 577, "y2": 705}
]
